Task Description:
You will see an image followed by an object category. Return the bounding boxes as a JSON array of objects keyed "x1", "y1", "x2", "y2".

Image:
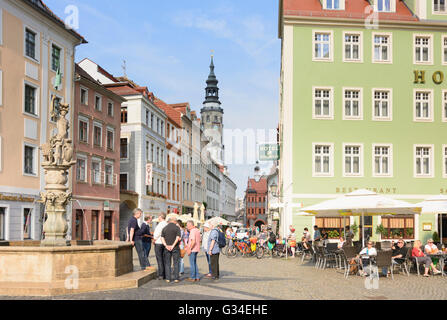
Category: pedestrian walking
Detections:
[
  {"x1": 186, "y1": 220, "x2": 201, "y2": 282},
  {"x1": 161, "y1": 215, "x2": 182, "y2": 283},
  {"x1": 207, "y1": 221, "x2": 221, "y2": 280},
  {"x1": 153, "y1": 213, "x2": 168, "y2": 280},
  {"x1": 139, "y1": 215, "x2": 153, "y2": 268},
  {"x1": 202, "y1": 222, "x2": 213, "y2": 278},
  {"x1": 127, "y1": 208, "x2": 147, "y2": 271}
]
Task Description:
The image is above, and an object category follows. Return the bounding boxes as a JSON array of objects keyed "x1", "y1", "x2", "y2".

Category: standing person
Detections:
[
  {"x1": 153, "y1": 213, "x2": 168, "y2": 280},
  {"x1": 202, "y1": 222, "x2": 213, "y2": 278},
  {"x1": 344, "y1": 226, "x2": 354, "y2": 246},
  {"x1": 139, "y1": 215, "x2": 153, "y2": 268},
  {"x1": 161, "y1": 216, "x2": 182, "y2": 283},
  {"x1": 186, "y1": 220, "x2": 201, "y2": 282},
  {"x1": 127, "y1": 209, "x2": 146, "y2": 271},
  {"x1": 313, "y1": 225, "x2": 321, "y2": 243},
  {"x1": 287, "y1": 225, "x2": 297, "y2": 258},
  {"x1": 177, "y1": 221, "x2": 186, "y2": 276},
  {"x1": 208, "y1": 221, "x2": 221, "y2": 280},
  {"x1": 303, "y1": 228, "x2": 311, "y2": 243}
]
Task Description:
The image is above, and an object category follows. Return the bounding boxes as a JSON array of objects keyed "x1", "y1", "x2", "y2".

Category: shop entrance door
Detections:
[
  {"x1": 439, "y1": 213, "x2": 447, "y2": 244},
  {"x1": 104, "y1": 211, "x2": 112, "y2": 240}
]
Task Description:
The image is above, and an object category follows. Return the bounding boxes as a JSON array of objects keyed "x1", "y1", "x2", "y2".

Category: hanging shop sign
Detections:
[{"x1": 259, "y1": 144, "x2": 280, "y2": 161}]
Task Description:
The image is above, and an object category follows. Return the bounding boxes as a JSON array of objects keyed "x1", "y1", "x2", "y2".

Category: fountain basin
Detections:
[{"x1": 0, "y1": 241, "x2": 156, "y2": 296}]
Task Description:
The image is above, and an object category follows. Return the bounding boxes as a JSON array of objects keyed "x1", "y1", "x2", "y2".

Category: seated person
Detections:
[
  {"x1": 337, "y1": 236, "x2": 345, "y2": 249},
  {"x1": 356, "y1": 241, "x2": 377, "y2": 276},
  {"x1": 412, "y1": 240, "x2": 441, "y2": 277},
  {"x1": 302, "y1": 237, "x2": 310, "y2": 250},
  {"x1": 424, "y1": 238, "x2": 440, "y2": 267},
  {"x1": 382, "y1": 239, "x2": 408, "y2": 277}
]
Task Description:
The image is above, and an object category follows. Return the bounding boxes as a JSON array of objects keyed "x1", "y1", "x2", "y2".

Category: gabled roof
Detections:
[
  {"x1": 153, "y1": 97, "x2": 182, "y2": 127},
  {"x1": 22, "y1": 0, "x2": 87, "y2": 43},
  {"x1": 246, "y1": 178, "x2": 268, "y2": 194},
  {"x1": 282, "y1": 0, "x2": 417, "y2": 22},
  {"x1": 170, "y1": 102, "x2": 190, "y2": 115}
]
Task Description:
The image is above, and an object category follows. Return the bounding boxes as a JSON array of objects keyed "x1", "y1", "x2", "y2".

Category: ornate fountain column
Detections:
[{"x1": 39, "y1": 99, "x2": 75, "y2": 247}]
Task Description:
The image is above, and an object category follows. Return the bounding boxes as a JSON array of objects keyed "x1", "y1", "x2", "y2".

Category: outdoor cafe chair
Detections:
[
  {"x1": 320, "y1": 245, "x2": 337, "y2": 269},
  {"x1": 325, "y1": 243, "x2": 341, "y2": 268},
  {"x1": 342, "y1": 246, "x2": 362, "y2": 279},
  {"x1": 375, "y1": 250, "x2": 394, "y2": 280},
  {"x1": 391, "y1": 247, "x2": 411, "y2": 277},
  {"x1": 301, "y1": 244, "x2": 314, "y2": 264},
  {"x1": 381, "y1": 241, "x2": 392, "y2": 251}
]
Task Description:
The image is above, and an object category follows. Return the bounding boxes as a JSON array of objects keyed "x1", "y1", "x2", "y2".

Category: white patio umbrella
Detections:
[
  {"x1": 231, "y1": 222, "x2": 243, "y2": 227},
  {"x1": 301, "y1": 189, "x2": 421, "y2": 247},
  {"x1": 416, "y1": 195, "x2": 447, "y2": 243},
  {"x1": 206, "y1": 216, "x2": 230, "y2": 226}
]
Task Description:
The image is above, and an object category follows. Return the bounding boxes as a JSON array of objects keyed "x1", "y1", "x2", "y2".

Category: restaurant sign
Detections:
[{"x1": 0, "y1": 194, "x2": 35, "y2": 202}]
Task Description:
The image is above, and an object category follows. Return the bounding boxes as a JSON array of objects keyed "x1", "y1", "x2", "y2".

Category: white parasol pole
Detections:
[{"x1": 362, "y1": 211, "x2": 365, "y2": 248}]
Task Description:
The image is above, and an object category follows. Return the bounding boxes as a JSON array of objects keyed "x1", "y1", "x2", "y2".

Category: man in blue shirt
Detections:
[
  {"x1": 207, "y1": 221, "x2": 221, "y2": 280},
  {"x1": 139, "y1": 215, "x2": 153, "y2": 268},
  {"x1": 313, "y1": 225, "x2": 321, "y2": 242},
  {"x1": 127, "y1": 208, "x2": 147, "y2": 271}
]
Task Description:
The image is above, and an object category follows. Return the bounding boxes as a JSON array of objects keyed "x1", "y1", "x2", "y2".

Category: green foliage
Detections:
[
  {"x1": 203, "y1": 202, "x2": 208, "y2": 209},
  {"x1": 376, "y1": 224, "x2": 387, "y2": 236},
  {"x1": 327, "y1": 230, "x2": 340, "y2": 239},
  {"x1": 391, "y1": 229, "x2": 403, "y2": 238},
  {"x1": 351, "y1": 222, "x2": 358, "y2": 236},
  {"x1": 433, "y1": 232, "x2": 440, "y2": 243},
  {"x1": 406, "y1": 228, "x2": 414, "y2": 237}
]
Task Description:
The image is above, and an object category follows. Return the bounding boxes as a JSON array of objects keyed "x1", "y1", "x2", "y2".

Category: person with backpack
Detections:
[
  {"x1": 267, "y1": 228, "x2": 276, "y2": 257},
  {"x1": 207, "y1": 221, "x2": 223, "y2": 280}
]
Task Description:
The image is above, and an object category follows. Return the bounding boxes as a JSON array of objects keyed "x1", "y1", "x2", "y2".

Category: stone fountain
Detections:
[{"x1": 0, "y1": 97, "x2": 155, "y2": 296}]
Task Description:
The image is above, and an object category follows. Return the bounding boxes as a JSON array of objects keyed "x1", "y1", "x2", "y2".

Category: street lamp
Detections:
[{"x1": 270, "y1": 182, "x2": 278, "y2": 197}]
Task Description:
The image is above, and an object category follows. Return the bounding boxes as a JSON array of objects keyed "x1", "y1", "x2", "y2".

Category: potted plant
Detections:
[
  {"x1": 376, "y1": 224, "x2": 387, "y2": 238},
  {"x1": 405, "y1": 228, "x2": 414, "y2": 238},
  {"x1": 350, "y1": 222, "x2": 358, "y2": 236},
  {"x1": 433, "y1": 232, "x2": 440, "y2": 243}
]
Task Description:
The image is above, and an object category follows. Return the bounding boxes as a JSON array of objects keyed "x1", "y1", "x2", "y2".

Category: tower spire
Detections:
[{"x1": 204, "y1": 53, "x2": 220, "y2": 104}]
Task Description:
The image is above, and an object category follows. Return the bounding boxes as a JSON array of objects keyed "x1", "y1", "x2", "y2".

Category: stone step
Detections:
[{"x1": 0, "y1": 269, "x2": 157, "y2": 297}]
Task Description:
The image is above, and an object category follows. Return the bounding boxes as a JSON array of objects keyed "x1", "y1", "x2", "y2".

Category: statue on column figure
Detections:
[{"x1": 39, "y1": 95, "x2": 76, "y2": 247}]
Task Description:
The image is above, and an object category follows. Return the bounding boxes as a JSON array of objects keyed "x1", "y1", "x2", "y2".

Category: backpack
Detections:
[
  {"x1": 216, "y1": 229, "x2": 226, "y2": 248},
  {"x1": 268, "y1": 232, "x2": 276, "y2": 244}
]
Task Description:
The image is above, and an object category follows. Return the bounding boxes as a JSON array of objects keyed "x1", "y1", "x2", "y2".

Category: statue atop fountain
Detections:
[{"x1": 39, "y1": 96, "x2": 76, "y2": 247}]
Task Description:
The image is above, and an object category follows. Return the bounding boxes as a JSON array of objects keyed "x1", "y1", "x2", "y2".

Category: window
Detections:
[
  {"x1": 93, "y1": 124, "x2": 102, "y2": 147},
  {"x1": 91, "y1": 160, "x2": 101, "y2": 184},
  {"x1": 151, "y1": 144, "x2": 154, "y2": 163},
  {"x1": 151, "y1": 114, "x2": 154, "y2": 128},
  {"x1": 24, "y1": 144, "x2": 36, "y2": 175},
  {"x1": 381, "y1": 216, "x2": 415, "y2": 239},
  {"x1": 0, "y1": 208, "x2": 5, "y2": 241},
  {"x1": 107, "y1": 101, "x2": 113, "y2": 117},
  {"x1": 79, "y1": 119, "x2": 88, "y2": 143},
  {"x1": 76, "y1": 157, "x2": 87, "y2": 182},
  {"x1": 313, "y1": 144, "x2": 333, "y2": 176},
  {"x1": 315, "y1": 218, "x2": 350, "y2": 239},
  {"x1": 434, "y1": 0, "x2": 447, "y2": 13},
  {"x1": 157, "y1": 118, "x2": 160, "y2": 133},
  {"x1": 325, "y1": 0, "x2": 341, "y2": 9},
  {"x1": 156, "y1": 147, "x2": 160, "y2": 166},
  {"x1": 373, "y1": 34, "x2": 391, "y2": 63},
  {"x1": 373, "y1": 89, "x2": 392, "y2": 120},
  {"x1": 161, "y1": 121, "x2": 164, "y2": 137},
  {"x1": 121, "y1": 107, "x2": 128, "y2": 123},
  {"x1": 23, "y1": 208, "x2": 32, "y2": 240},
  {"x1": 146, "y1": 141, "x2": 150, "y2": 162},
  {"x1": 344, "y1": 33, "x2": 362, "y2": 62},
  {"x1": 415, "y1": 146, "x2": 433, "y2": 177},
  {"x1": 414, "y1": 90, "x2": 433, "y2": 121},
  {"x1": 313, "y1": 88, "x2": 333, "y2": 119},
  {"x1": 75, "y1": 210, "x2": 83, "y2": 240},
  {"x1": 442, "y1": 37, "x2": 447, "y2": 68},
  {"x1": 24, "y1": 84, "x2": 37, "y2": 116},
  {"x1": 444, "y1": 146, "x2": 447, "y2": 177},
  {"x1": 95, "y1": 95, "x2": 102, "y2": 111},
  {"x1": 25, "y1": 28, "x2": 36, "y2": 60},
  {"x1": 313, "y1": 31, "x2": 332, "y2": 61},
  {"x1": 344, "y1": 145, "x2": 362, "y2": 176},
  {"x1": 106, "y1": 128, "x2": 114, "y2": 150},
  {"x1": 443, "y1": 91, "x2": 447, "y2": 121},
  {"x1": 105, "y1": 162, "x2": 114, "y2": 186},
  {"x1": 343, "y1": 89, "x2": 362, "y2": 119},
  {"x1": 80, "y1": 87, "x2": 88, "y2": 105},
  {"x1": 91, "y1": 211, "x2": 98, "y2": 240},
  {"x1": 120, "y1": 173, "x2": 128, "y2": 190},
  {"x1": 377, "y1": 0, "x2": 392, "y2": 12},
  {"x1": 145, "y1": 109, "x2": 150, "y2": 126},
  {"x1": 51, "y1": 44, "x2": 61, "y2": 72},
  {"x1": 120, "y1": 138, "x2": 128, "y2": 159},
  {"x1": 373, "y1": 145, "x2": 392, "y2": 177},
  {"x1": 414, "y1": 35, "x2": 432, "y2": 64}
]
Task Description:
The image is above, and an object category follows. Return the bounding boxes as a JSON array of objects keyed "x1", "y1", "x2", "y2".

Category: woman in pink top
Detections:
[
  {"x1": 412, "y1": 240, "x2": 441, "y2": 277},
  {"x1": 186, "y1": 220, "x2": 201, "y2": 282}
]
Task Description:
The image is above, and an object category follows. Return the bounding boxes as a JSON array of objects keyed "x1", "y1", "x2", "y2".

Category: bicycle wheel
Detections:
[
  {"x1": 227, "y1": 246, "x2": 237, "y2": 258},
  {"x1": 256, "y1": 246, "x2": 265, "y2": 259}
]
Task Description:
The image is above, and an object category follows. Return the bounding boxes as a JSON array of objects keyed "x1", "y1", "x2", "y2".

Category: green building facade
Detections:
[{"x1": 278, "y1": 0, "x2": 447, "y2": 244}]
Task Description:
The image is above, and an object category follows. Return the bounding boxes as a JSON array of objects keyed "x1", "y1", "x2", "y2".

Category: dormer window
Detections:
[
  {"x1": 376, "y1": 0, "x2": 395, "y2": 12},
  {"x1": 324, "y1": 0, "x2": 344, "y2": 10}
]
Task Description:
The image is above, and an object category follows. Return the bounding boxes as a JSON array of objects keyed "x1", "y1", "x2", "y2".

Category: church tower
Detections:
[{"x1": 201, "y1": 55, "x2": 224, "y2": 164}]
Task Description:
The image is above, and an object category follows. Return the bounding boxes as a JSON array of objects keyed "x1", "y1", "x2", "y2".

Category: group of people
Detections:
[{"x1": 126, "y1": 209, "x2": 222, "y2": 283}]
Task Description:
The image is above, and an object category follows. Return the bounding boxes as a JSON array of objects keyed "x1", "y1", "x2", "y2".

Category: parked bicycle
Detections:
[{"x1": 227, "y1": 237, "x2": 264, "y2": 259}]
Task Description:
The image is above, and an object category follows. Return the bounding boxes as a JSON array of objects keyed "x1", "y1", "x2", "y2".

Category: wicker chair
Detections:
[
  {"x1": 376, "y1": 250, "x2": 394, "y2": 280},
  {"x1": 342, "y1": 246, "x2": 362, "y2": 278}
]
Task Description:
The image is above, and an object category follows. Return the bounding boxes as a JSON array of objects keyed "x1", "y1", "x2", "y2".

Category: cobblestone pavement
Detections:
[{"x1": 2, "y1": 251, "x2": 447, "y2": 300}]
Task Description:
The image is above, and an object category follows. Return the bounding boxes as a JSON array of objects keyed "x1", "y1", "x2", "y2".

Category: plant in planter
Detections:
[
  {"x1": 433, "y1": 232, "x2": 440, "y2": 243},
  {"x1": 376, "y1": 224, "x2": 387, "y2": 238},
  {"x1": 350, "y1": 222, "x2": 358, "y2": 236},
  {"x1": 328, "y1": 230, "x2": 340, "y2": 239},
  {"x1": 405, "y1": 228, "x2": 414, "y2": 238},
  {"x1": 391, "y1": 229, "x2": 402, "y2": 239}
]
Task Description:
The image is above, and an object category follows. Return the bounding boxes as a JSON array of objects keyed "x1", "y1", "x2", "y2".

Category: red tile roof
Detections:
[
  {"x1": 283, "y1": 0, "x2": 417, "y2": 21},
  {"x1": 153, "y1": 97, "x2": 182, "y2": 128},
  {"x1": 247, "y1": 178, "x2": 268, "y2": 194},
  {"x1": 170, "y1": 102, "x2": 190, "y2": 115}
]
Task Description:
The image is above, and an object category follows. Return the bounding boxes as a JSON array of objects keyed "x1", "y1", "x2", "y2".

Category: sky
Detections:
[{"x1": 45, "y1": 0, "x2": 281, "y2": 198}]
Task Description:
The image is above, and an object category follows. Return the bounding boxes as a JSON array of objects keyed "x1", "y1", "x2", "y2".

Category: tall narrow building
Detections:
[{"x1": 201, "y1": 56, "x2": 224, "y2": 165}]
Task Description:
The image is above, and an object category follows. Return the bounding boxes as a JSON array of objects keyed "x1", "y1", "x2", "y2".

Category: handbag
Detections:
[{"x1": 180, "y1": 249, "x2": 186, "y2": 258}]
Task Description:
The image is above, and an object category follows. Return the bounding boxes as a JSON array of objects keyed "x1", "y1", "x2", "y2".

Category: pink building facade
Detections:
[{"x1": 71, "y1": 64, "x2": 125, "y2": 241}]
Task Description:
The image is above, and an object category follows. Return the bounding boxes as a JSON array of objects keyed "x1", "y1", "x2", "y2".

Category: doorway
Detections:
[
  {"x1": 438, "y1": 213, "x2": 447, "y2": 244},
  {"x1": 104, "y1": 211, "x2": 112, "y2": 240}
]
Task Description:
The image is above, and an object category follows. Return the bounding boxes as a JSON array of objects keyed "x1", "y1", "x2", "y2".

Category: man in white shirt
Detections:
[{"x1": 153, "y1": 213, "x2": 168, "y2": 280}]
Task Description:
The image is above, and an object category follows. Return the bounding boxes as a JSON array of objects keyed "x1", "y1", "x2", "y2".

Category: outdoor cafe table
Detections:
[{"x1": 427, "y1": 253, "x2": 447, "y2": 277}]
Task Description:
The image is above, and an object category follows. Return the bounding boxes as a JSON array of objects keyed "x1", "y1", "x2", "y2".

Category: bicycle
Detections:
[{"x1": 227, "y1": 237, "x2": 264, "y2": 259}]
